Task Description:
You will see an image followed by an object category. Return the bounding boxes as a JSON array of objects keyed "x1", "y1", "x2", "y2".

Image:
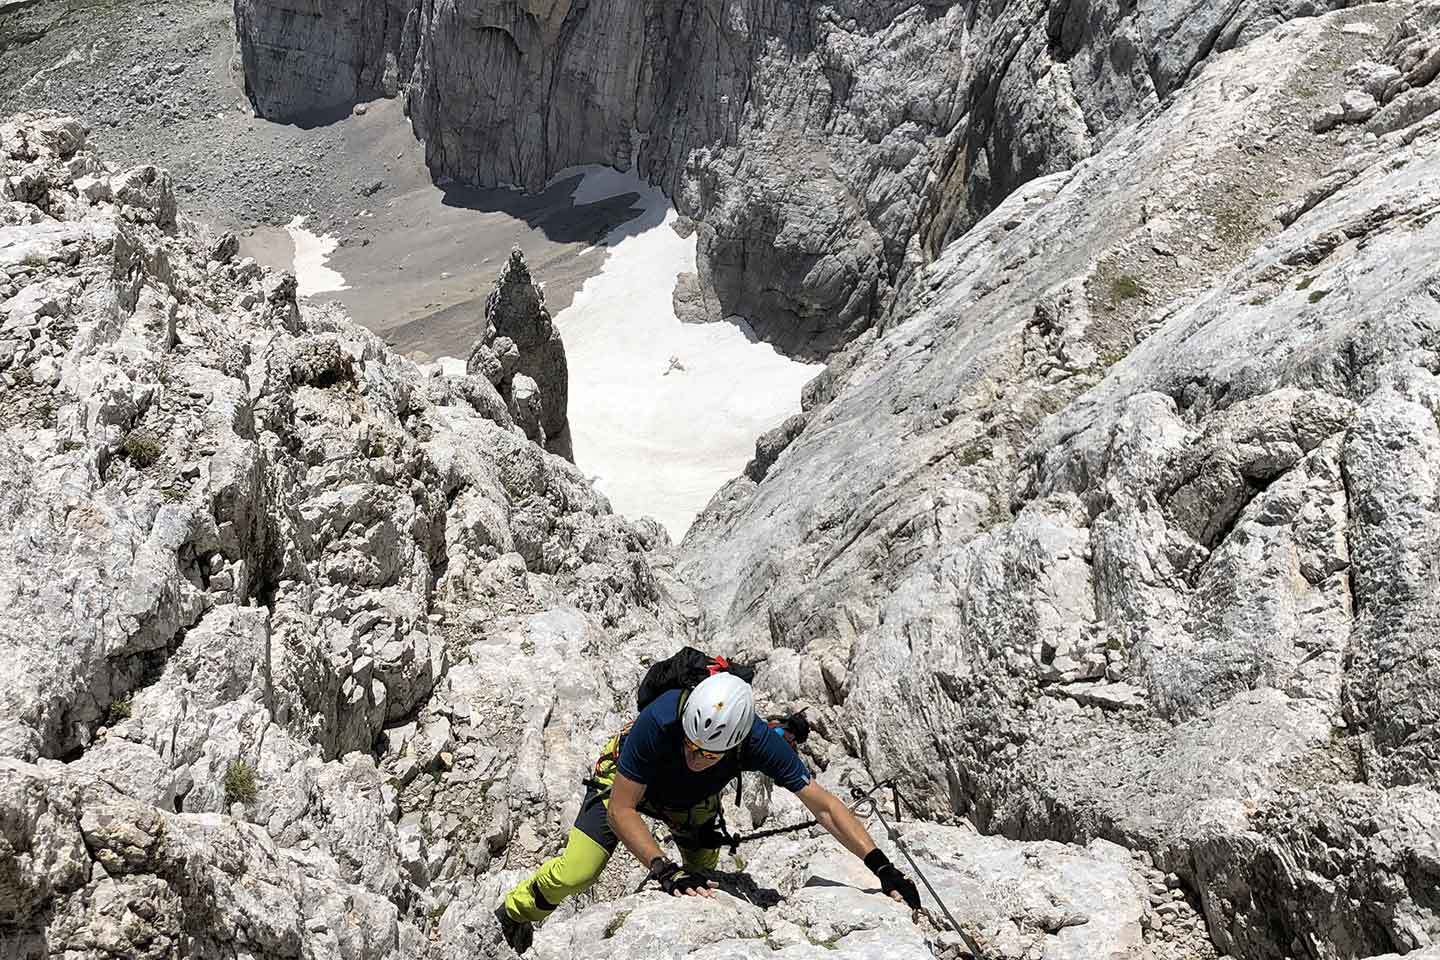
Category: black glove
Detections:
[
  {"x1": 661, "y1": 869, "x2": 712, "y2": 896},
  {"x1": 646, "y1": 856, "x2": 681, "y2": 888},
  {"x1": 865, "y1": 849, "x2": 921, "y2": 910},
  {"x1": 649, "y1": 856, "x2": 710, "y2": 895}
]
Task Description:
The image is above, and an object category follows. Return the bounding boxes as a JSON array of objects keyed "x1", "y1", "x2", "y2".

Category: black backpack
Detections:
[{"x1": 635, "y1": 646, "x2": 757, "y2": 711}]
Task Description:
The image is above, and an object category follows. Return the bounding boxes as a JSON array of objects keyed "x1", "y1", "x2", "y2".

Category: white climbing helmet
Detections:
[{"x1": 682, "y1": 672, "x2": 755, "y2": 753}]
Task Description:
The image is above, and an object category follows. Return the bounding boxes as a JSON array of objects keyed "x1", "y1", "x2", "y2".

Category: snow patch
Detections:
[
  {"x1": 423, "y1": 356, "x2": 468, "y2": 377},
  {"x1": 285, "y1": 216, "x2": 348, "y2": 297},
  {"x1": 550, "y1": 166, "x2": 822, "y2": 541}
]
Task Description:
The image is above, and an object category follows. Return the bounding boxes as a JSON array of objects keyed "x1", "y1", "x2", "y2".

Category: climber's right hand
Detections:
[
  {"x1": 650, "y1": 856, "x2": 716, "y2": 897},
  {"x1": 664, "y1": 869, "x2": 717, "y2": 897},
  {"x1": 865, "y1": 849, "x2": 921, "y2": 910}
]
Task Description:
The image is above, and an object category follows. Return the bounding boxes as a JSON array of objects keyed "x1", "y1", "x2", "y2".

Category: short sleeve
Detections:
[
  {"x1": 744, "y1": 720, "x2": 812, "y2": 793},
  {"x1": 618, "y1": 705, "x2": 664, "y2": 785}
]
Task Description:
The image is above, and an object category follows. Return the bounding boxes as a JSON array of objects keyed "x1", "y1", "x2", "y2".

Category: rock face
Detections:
[
  {"x1": 0, "y1": 108, "x2": 1236, "y2": 960},
  {"x1": 681, "y1": 5, "x2": 1440, "y2": 959},
  {"x1": 10, "y1": 0, "x2": 1440, "y2": 957},
  {"x1": 233, "y1": 0, "x2": 402, "y2": 121},
  {"x1": 0, "y1": 112, "x2": 1200, "y2": 960},
  {"x1": 235, "y1": 0, "x2": 1354, "y2": 359},
  {"x1": 466, "y1": 248, "x2": 570, "y2": 457},
  {"x1": 0, "y1": 112, "x2": 685, "y2": 957}
]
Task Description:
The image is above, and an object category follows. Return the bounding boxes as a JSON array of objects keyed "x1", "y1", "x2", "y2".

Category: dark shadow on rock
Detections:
[
  {"x1": 704, "y1": 868, "x2": 785, "y2": 909},
  {"x1": 547, "y1": 424, "x2": 574, "y2": 462},
  {"x1": 801, "y1": 876, "x2": 884, "y2": 896},
  {"x1": 436, "y1": 171, "x2": 649, "y2": 247},
  {"x1": 255, "y1": 99, "x2": 361, "y2": 131},
  {"x1": 724, "y1": 313, "x2": 764, "y2": 345}
]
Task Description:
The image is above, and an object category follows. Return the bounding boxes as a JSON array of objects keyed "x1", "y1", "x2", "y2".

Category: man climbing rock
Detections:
[{"x1": 495, "y1": 669, "x2": 921, "y2": 953}]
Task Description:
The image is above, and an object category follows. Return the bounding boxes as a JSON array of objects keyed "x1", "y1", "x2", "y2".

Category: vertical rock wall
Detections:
[{"x1": 235, "y1": 0, "x2": 1356, "y2": 358}]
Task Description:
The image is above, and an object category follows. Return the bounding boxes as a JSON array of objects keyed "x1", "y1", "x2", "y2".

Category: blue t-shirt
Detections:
[{"x1": 617, "y1": 688, "x2": 811, "y2": 810}]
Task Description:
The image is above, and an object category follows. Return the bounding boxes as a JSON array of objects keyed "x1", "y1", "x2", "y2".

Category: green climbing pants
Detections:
[{"x1": 502, "y1": 733, "x2": 722, "y2": 924}]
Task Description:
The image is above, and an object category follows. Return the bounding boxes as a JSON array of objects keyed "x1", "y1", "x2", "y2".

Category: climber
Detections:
[{"x1": 494, "y1": 670, "x2": 921, "y2": 953}]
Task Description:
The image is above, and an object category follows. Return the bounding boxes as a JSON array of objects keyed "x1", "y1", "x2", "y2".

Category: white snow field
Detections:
[
  {"x1": 285, "y1": 216, "x2": 348, "y2": 297},
  {"x1": 552, "y1": 166, "x2": 822, "y2": 541}
]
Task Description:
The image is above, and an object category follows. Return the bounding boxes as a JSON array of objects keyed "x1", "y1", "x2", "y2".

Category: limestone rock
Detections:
[
  {"x1": 745, "y1": 414, "x2": 807, "y2": 483},
  {"x1": 529, "y1": 824, "x2": 1158, "y2": 960},
  {"x1": 8, "y1": 0, "x2": 1440, "y2": 955},
  {"x1": 1344, "y1": 59, "x2": 1403, "y2": 99},
  {"x1": 208, "y1": 231, "x2": 238, "y2": 264},
  {"x1": 233, "y1": 0, "x2": 398, "y2": 120},
  {"x1": 465, "y1": 248, "x2": 569, "y2": 457},
  {"x1": 671, "y1": 270, "x2": 720, "y2": 326},
  {"x1": 507, "y1": 373, "x2": 546, "y2": 447},
  {"x1": 466, "y1": 342, "x2": 504, "y2": 386},
  {"x1": 0, "y1": 112, "x2": 684, "y2": 958},
  {"x1": 1342, "y1": 89, "x2": 1381, "y2": 122},
  {"x1": 110, "y1": 164, "x2": 175, "y2": 230},
  {"x1": 682, "y1": 9, "x2": 1440, "y2": 958},
  {"x1": 73, "y1": 173, "x2": 111, "y2": 203},
  {"x1": 2, "y1": 757, "x2": 418, "y2": 960},
  {"x1": 236, "y1": 0, "x2": 1348, "y2": 357}
]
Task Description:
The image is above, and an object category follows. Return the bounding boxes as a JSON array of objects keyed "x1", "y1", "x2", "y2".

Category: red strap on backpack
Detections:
[{"x1": 706, "y1": 655, "x2": 731, "y2": 675}]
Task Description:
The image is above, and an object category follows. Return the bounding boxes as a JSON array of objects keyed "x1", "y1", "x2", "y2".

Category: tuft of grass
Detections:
[
  {"x1": 106, "y1": 693, "x2": 133, "y2": 724},
  {"x1": 602, "y1": 910, "x2": 631, "y2": 940},
  {"x1": 976, "y1": 494, "x2": 1014, "y2": 532},
  {"x1": 224, "y1": 759, "x2": 258, "y2": 806},
  {"x1": 121, "y1": 432, "x2": 163, "y2": 468},
  {"x1": 1296, "y1": 274, "x2": 1316, "y2": 291},
  {"x1": 1214, "y1": 204, "x2": 1258, "y2": 242},
  {"x1": 1097, "y1": 345, "x2": 1130, "y2": 368},
  {"x1": 1109, "y1": 275, "x2": 1145, "y2": 305},
  {"x1": 956, "y1": 437, "x2": 991, "y2": 467},
  {"x1": 1308, "y1": 288, "x2": 1331, "y2": 304}
]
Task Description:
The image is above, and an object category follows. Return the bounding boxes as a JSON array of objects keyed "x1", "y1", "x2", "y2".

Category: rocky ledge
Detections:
[
  {"x1": 0, "y1": 111, "x2": 1217, "y2": 960},
  {"x1": 682, "y1": 5, "x2": 1440, "y2": 959}
]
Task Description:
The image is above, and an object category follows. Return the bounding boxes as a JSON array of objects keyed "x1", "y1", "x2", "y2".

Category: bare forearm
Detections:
[
  {"x1": 816, "y1": 799, "x2": 879, "y2": 861},
  {"x1": 609, "y1": 804, "x2": 665, "y2": 867},
  {"x1": 798, "y1": 782, "x2": 919, "y2": 908}
]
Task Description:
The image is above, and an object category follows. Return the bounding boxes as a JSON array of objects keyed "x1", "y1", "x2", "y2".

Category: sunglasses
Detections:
[{"x1": 684, "y1": 737, "x2": 726, "y2": 761}]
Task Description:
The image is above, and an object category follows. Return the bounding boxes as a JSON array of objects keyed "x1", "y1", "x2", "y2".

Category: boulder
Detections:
[{"x1": 111, "y1": 164, "x2": 176, "y2": 230}]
